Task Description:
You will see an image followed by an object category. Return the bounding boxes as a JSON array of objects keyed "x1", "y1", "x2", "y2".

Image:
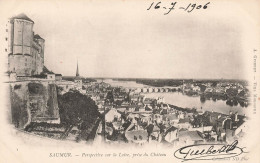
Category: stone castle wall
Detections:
[
  {"x1": 8, "y1": 54, "x2": 34, "y2": 76},
  {"x1": 10, "y1": 81, "x2": 60, "y2": 129}
]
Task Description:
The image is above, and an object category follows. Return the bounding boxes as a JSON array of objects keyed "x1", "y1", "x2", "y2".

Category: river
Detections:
[{"x1": 101, "y1": 79, "x2": 248, "y2": 115}]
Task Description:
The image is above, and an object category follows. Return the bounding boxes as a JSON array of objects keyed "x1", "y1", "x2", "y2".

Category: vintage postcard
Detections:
[{"x1": 0, "y1": 0, "x2": 259, "y2": 162}]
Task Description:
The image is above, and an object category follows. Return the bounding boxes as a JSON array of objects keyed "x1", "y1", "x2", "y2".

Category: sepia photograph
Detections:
[{"x1": 0, "y1": 0, "x2": 259, "y2": 162}]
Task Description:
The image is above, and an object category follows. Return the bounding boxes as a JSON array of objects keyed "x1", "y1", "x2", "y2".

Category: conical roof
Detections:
[
  {"x1": 34, "y1": 34, "x2": 44, "y2": 40},
  {"x1": 11, "y1": 13, "x2": 34, "y2": 23}
]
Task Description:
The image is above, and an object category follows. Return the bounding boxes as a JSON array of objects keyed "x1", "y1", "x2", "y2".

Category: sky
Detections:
[{"x1": 1, "y1": 0, "x2": 258, "y2": 79}]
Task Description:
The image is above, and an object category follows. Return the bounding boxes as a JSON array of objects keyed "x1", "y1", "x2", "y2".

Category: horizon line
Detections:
[{"x1": 61, "y1": 76, "x2": 248, "y2": 81}]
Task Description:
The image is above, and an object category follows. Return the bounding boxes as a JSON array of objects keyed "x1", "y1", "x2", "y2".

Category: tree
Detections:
[
  {"x1": 226, "y1": 99, "x2": 234, "y2": 106},
  {"x1": 199, "y1": 85, "x2": 207, "y2": 92},
  {"x1": 200, "y1": 95, "x2": 206, "y2": 103},
  {"x1": 238, "y1": 90, "x2": 245, "y2": 97},
  {"x1": 57, "y1": 90, "x2": 101, "y2": 127},
  {"x1": 125, "y1": 93, "x2": 131, "y2": 103},
  {"x1": 226, "y1": 88, "x2": 238, "y2": 97},
  {"x1": 106, "y1": 91, "x2": 114, "y2": 103}
]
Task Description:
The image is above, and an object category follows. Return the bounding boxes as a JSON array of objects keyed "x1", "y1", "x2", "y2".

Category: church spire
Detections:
[{"x1": 76, "y1": 60, "x2": 79, "y2": 76}]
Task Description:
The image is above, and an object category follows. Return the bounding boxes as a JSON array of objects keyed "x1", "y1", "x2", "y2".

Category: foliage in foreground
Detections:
[{"x1": 58, "y1": 90, "x2": 101, "y2": 129}]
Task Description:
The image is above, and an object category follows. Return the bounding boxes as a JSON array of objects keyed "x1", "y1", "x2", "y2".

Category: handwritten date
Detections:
[{"x1": 147, "y1": 1, "x2": 210, "y2": 14}]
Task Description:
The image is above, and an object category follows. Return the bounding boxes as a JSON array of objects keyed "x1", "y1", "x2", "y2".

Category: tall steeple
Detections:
[{"x1": 76, "y1": 60, "x2": 79, "y2": 77}]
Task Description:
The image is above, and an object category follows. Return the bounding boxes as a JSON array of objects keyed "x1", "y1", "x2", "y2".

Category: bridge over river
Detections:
[
  {"x1": 123, "y1": 87, "x2": 181, "y2": 93},
  {"x1": 102, "y1": 79, "x2": 182, "y2": 93}
]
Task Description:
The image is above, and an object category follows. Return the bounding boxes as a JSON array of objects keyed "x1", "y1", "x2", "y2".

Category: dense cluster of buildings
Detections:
[{"x1": 83, "y1": 82, "x2": 248, "y2": 146}]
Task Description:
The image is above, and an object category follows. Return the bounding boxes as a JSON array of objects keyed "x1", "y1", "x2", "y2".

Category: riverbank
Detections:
[
  {"x1": 143, "y1": 92, "x2": 246, "y2": 115},
  {"x1": 167, "y1": 103, "x2": 246, "y2": 121}
]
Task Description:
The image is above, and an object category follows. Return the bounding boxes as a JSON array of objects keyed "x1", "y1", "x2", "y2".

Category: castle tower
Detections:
[
  {"x1": 33, "y1": 34, "x2": 45, "y2": 75},
  {"x1": 6, "y1": 13, "x2": 45, "y2": 76}
]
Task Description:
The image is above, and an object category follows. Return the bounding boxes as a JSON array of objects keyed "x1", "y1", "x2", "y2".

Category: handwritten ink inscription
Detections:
[
  {"x1": 174, "y1": 140, "x2": 246, "y2": 161},
  {"x1": 147, "y1": 1, "x2": 210, "y2": 14}
]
